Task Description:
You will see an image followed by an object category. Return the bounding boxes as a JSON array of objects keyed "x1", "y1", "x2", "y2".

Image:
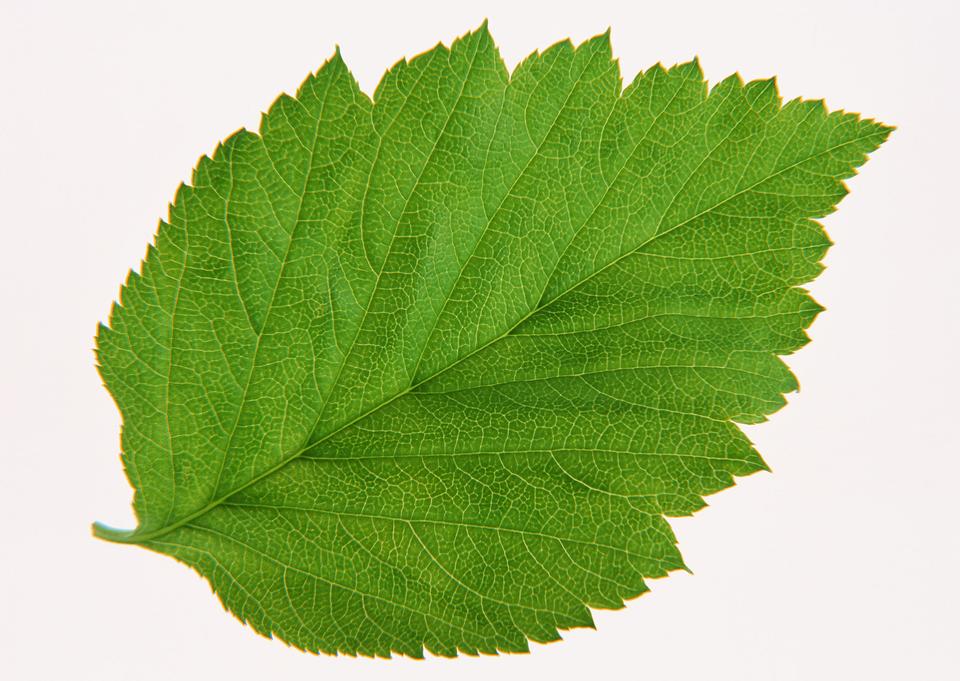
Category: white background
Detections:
[{"x1": 2, "y1": 1, "x2": 957, "y2": 679}]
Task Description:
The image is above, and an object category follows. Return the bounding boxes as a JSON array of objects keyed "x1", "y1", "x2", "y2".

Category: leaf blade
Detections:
[{"x1": 94, "y1": 25, "x2": 892, "y2": 656}]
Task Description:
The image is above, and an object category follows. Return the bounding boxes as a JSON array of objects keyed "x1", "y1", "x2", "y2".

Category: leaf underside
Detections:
[{"x1": 94, "y1": 24, "x2": 890, "y2": 658}]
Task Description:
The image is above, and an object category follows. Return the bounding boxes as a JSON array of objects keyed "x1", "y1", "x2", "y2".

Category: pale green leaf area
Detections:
[{"x1": 93, "y1": 23, "x2": 891, "y2": 657}]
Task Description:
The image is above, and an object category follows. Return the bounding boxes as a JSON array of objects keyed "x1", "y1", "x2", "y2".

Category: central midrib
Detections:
[{"x1": 93, "y1": 122, "x2": 885, "y2": 547}]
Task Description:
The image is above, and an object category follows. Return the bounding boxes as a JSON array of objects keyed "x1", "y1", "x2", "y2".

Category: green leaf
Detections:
[{"x1": 93, "y1": 24, "x2": 891, "y2": 657}]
